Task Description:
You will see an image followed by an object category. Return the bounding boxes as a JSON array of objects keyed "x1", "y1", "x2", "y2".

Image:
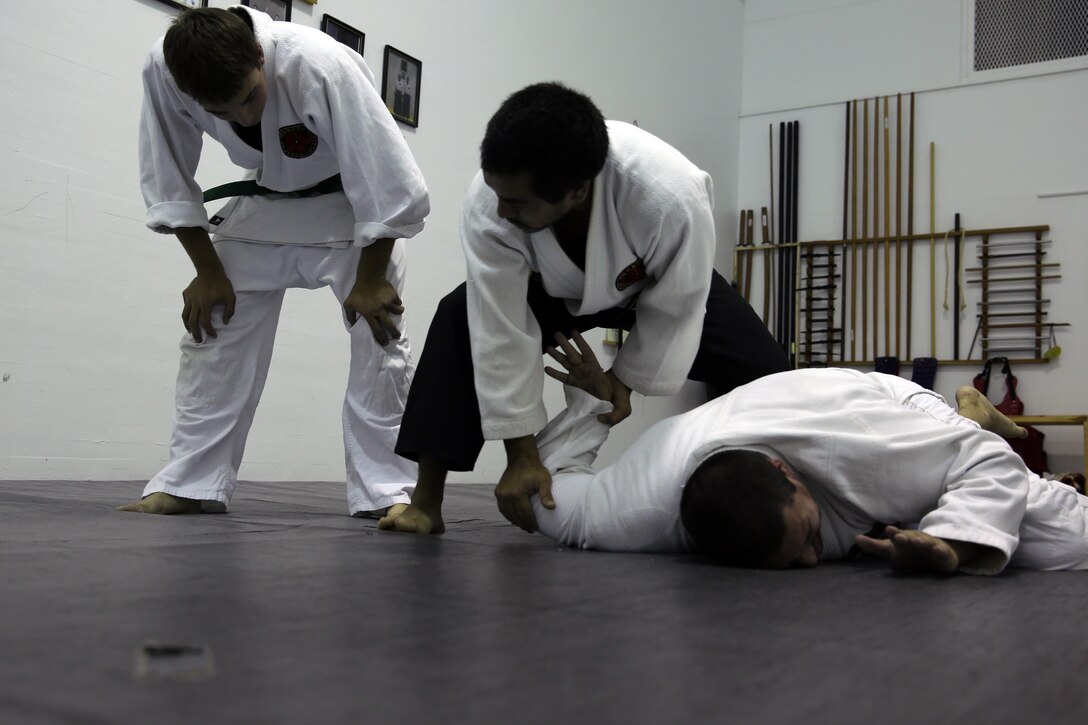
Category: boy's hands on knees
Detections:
[
  {"x1": 854, "y1": 526, "x2": 960, "y2": 574},
  {"x1": 344, "y1": 277, "x2": 404, "y2": 345},
  {"x1": 182, "y1": 270, "x2": 236, "y2": 343}
]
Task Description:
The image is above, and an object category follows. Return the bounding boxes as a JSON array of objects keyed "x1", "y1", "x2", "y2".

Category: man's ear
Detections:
[
  {"x1": 258, "y1": 44, "x2": 265, "y2": 67},
  {"x1": 569, "y1": 179, "x2": 591, "y2": 205},
  {"x1": 768, "y1": 458, "x2": 790, "y2": 475}
]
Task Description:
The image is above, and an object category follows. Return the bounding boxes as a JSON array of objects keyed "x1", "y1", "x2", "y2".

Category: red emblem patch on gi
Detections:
[
  {"x1": 615, "y1": 258, "x2": 647, "y2": 291},
  {"x1": 279, "y1": 124, "x2": 318, "y2": 159}
]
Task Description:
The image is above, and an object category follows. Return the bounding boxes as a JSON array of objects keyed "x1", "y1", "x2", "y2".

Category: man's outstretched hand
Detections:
[
  {"x1": 854, "y1": 526, "x2": 960, "y2": 574},
  {"x1": 544, "y1": 331, "x2": 631, "y2": 425}
]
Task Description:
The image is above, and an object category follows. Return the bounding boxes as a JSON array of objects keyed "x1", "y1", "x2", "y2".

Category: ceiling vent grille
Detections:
[{"x1": 974, "y1": 0, "x2": 1088, "y2": 72}]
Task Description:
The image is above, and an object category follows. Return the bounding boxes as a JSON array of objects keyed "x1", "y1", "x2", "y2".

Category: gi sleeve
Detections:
[
  {"x1": 610, "y1": 173, "x2": 715, "y2": 396},
  {"x1": 300, "y1": 48, "x2": 429, "y2": 248},
  {"x1": 532, "y1": 387, "x2": 614, "y2": 547},
  {"x1": 138, "y1": 44, "x2": 210, "y2": 234},
  {"x1": 461, "y1": 177, "x2": 548, "y2": 440},
  {"x1": 916, "y1": 433, "x2": 1030, "y2": 575}
]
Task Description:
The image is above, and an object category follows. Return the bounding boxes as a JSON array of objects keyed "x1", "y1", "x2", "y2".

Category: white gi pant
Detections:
[
  {"x1": 893, "y1": 379, "x2": 1088, "y2": 570},
  {"x1": 143, "y1": 238, "x2": 417, "y2": 514}
]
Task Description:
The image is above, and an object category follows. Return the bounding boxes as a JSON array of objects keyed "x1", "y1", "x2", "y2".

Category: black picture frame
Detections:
[
  {"x1": 381, "y1": 46, "x2": 422, "y2": 128},
  {"x1": 241, "y1": 0, "x2": 291, "y2": 22},
  {"x1": 151, "y1": 0, "x2": 209, "y2": 11},
  {"x1": 321, "y1": 15, "x2": 365, "y2": 56}
]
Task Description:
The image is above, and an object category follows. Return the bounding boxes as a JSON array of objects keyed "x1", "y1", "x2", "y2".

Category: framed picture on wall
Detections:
[
  {"x1": 241, "y1": 0, "x2": 291, "y2": 22},
  {"x1": 152, "y1": 0, "x2": 208, "y2": 10},
  {"x1": 381, "y1": 46, "x2": 422, "y2": 128},
  {"x1": 321, "y1": 15, "x2": 365, "y2": 56}
]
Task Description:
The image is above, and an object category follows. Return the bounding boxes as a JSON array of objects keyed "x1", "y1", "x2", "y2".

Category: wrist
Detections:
[{"x1": 504, "y1": 435, "x2": 541, "y2": 467}]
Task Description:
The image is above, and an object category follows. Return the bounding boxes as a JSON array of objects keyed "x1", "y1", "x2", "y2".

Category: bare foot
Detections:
[
  {"x1": 117, "y1": 492, "x2": 203, "y2": 515},
  {"x1": 955, "y1": 386, "x2": 1028, "y2": 439},
  {"x1": 351, "y1": 502, "x2": 410, "y2": 520},
  {"x1": 378, "y1": 503, "x2": 445, "y2": 534}
]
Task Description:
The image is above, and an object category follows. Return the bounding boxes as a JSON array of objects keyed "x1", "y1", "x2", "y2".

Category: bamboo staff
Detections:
[
  {"x1": 861, "y1": 99, "x2": 869, "y2": 360},
  {"x1": 851, "y1": 100, "x2": 859, "y2": 361},
  {"x1": 745, "y1": 209, "x2": 755, "y2": 300},
  {"x1": 895, "y1": 93, "x2": 902, "y2": 359},
  {"x1": 883, "y1": 95, "x2": 890, "y2": 357},
  {"x1": 762, "y1": 206, "x2": 772, "y2": 326},
  {"x1": 929, "y1": 142, "x2": 936, "y2": 355},
  {"x1": 873, "y1": 96, "x2": 880, "y2": 362},
  {"x1": 765, "y1": 125, "x2": 774, "y2": 324},
  {"x1": 737, "y1": 210, "x2": 746, "y2": 291},
  {"x1": 777, "y1": 123, "x2": 788, "y2": 347},
  {"x1": 841, "y1": 101, "x2": 850, "y2": 362},
  {"x1": 906, "y1": 92, "x2": 915, "y2": 359},
  {"x1": 791, "y1": 121, "x2": 801, "y2": 363}
]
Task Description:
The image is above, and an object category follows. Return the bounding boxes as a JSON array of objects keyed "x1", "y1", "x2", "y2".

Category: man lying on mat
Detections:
[{"x1": 530, "y1": 332, "x2": 1086, "y2": 575}]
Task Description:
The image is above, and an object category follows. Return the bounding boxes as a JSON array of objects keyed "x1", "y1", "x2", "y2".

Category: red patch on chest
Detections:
[
  {"x1": 279, "y1": 124, "x2": 319, "y2": 158},
  {"x1": 615, "y1": 258, "x2": 647, "y2": 291}
]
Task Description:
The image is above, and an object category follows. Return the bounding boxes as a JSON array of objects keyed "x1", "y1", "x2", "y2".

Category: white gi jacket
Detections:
[
  {"x1": 533, "y1": 368, "x2": 1088, "y2": 575},
  {"x1": 138, "y1": 5, "x2": 428, "y2": 247},
  {"x1": 462, "y1": 121, "x2": 715, "y2": 440}
]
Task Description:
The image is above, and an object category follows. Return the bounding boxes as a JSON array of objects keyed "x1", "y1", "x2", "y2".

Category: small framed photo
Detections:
[
  {"x1": 321, "y1": 15, "x2": 365, "y2": 56},
  {"x1": 152, "y1": 0, "x2": 208, "y2": 10},
  {"x1": 241, "y1": 0, "x2": 291, "y2": 22},
  {"x1": 381, "y1": 46, "x2": 422, "y2": 128}
]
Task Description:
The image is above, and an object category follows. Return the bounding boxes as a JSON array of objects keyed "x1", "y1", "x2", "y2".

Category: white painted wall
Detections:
[
  {"x1": 738, "y1": 0, "x2": 1088, "y2": 473},
  {"x1": 0, "y1": 0, "x2": 745, "y2": 481}
]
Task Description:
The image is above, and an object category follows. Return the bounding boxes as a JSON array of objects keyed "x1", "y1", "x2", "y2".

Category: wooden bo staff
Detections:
[
  {"x1": 968, "y1": 276, "x2": 1061, "y2": 285},
  {"x1": 745, "y1": 209, "x2": 755, "y2": 300},
  {"x1": 861, "y1": 99, "x2": 869, "y2": 361},
  {"x1": 761, "y1": 207, "x2": 772, "y2": 326},
  {"x1": 929, "y1": 142, "x2": 937, "y2": 357},
  {"x1": 979, "y1": 299, "x2": 1050, "y2": 306},
  {"x1": 777, "y1": 122, "x2": 788, "y2": 348},
  {"x1": 765, "y1": 125, "x2": 775, "y2": 326},
  {"x1": 895, "y1": 92, "x2": 902, "y2": 360},
  {"x1": 850, "y1": 99, "x2": 859, "y2": 361},
  {"x1": 883, "y1": 95, "x2": 891, "y2": 359},
  {"x1": 792, "y1": 121, "x2": 801, "y2": 365},
  {"x1": 872, "y1": 96, "x2": 881, "y2": 362},
  {"x1": 954, "y1": 213, "x2": 962, "y2": 360},
  {"x1": 966, "y1": 262, "x2": 1059, "y2": 272},
  {"x1": 737, "y1": 210, "x2": 747, "y2": 291},
  {"x1": 841, "y1": 100, "x2": 851, "y2": 362},
  {"x1": 906, "y1": 91, "x2": 914, "y2": 359}
]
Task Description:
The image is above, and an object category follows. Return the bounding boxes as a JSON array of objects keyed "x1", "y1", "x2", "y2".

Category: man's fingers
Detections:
[
  {"x1": 599, "y1": 401, "x2": 632, "y2": 425},
  {"x1": 545, "y1": 346, "x2": 570, "y2": 369},
  {"x1": 570, "y1": 330, "x2": 601, "y2": 367},
  {"x1": 366, "y1": 316, "x2": 389, "y2": 346},
  {"x1": 538, "y1": 477, "x2": 556, "y2": 510},
  {"x1": 199, "y1": 306, "x2": 217, "y2": 339},
  {"x1": 385, "y1": 298, "x2": 405, "y2": 316},
  {"x1": 544, "y1": 366, "x2": 570, "y2": 385},
  {"x1": 343, "y1": 302, "x2": 358, "y2": 326},
  {"x1": 854, "y1": 534, "x2": 893, "y2": 559},
  {"x1": 496, "y1": 493, "x2": 536, "y2": 533},
  {"x1": 223, "y1": 296, "x2": 236, "y2": 325},
  {"x1": 555, "y1": 333, "x2": 583, "y2": 366},
  {"x1": 380, "y1": 314, "x2": 402, "y2": 341}
]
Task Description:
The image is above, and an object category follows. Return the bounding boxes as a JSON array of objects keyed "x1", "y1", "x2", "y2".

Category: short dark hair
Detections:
[
  {"x1": 163, "y1": 8, "x2": 260, "y2": 106},
  {"x1": 679, "y1": 450, "x2": 796, "y2": 567},
  {"x1": 480, "y1": 82, "x2": 609, "y2": 203}
]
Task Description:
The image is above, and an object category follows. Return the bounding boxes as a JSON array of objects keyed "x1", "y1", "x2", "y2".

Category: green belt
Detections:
[{"x1": 202, "y1": 174, "x2": 344, "y2": 203}]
